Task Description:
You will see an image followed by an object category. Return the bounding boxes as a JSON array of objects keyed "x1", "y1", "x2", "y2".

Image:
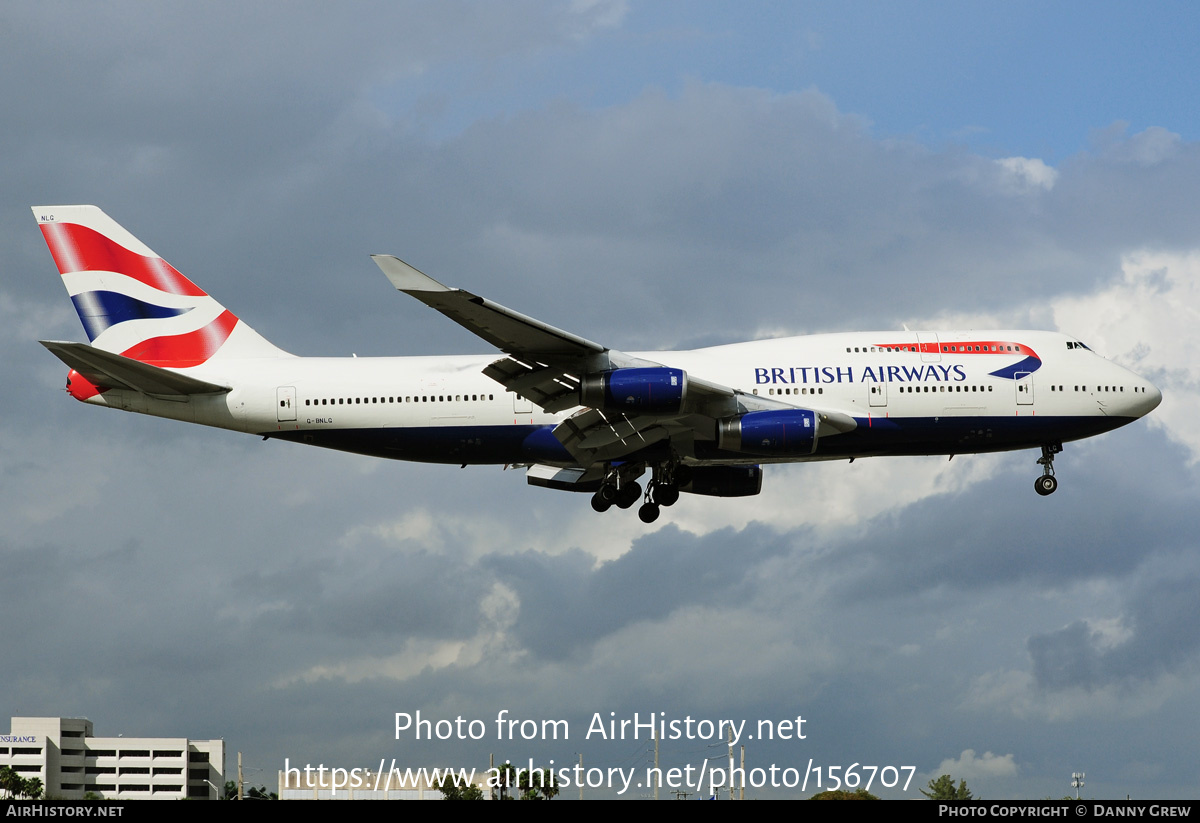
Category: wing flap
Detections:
[
  {"x1": 525, "y1": 464, "x2": 606, "y2": 493},
  {"x1": 481, "y1": 356, "x2": 581, "y2": 414},
  {"x1": 553, "y1": 408, "x2": 670, "y2": 462},
  {"x1": 41, "y1": 340, "x2": 231, "y2": 399}
]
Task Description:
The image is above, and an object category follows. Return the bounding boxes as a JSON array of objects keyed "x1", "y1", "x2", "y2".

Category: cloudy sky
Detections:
[{"x1": 4, "y1": 1, "x2": 1200, "y2": 799}]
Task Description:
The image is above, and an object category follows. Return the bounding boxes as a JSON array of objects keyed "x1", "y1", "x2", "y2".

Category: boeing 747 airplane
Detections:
[{"x1": 34, "y1": 206, "x2": 1161, "y2": 522}]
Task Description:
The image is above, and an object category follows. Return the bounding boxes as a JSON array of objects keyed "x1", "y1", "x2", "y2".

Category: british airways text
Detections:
[{"x1": 754, "y1": 365, "x2": 968, "y2": 385}]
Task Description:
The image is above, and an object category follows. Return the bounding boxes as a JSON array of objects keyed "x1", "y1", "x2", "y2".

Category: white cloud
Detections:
[
  {"x1": 1092, "y1": 124, "x2": 1183, "y2": 166},
  {"x1": 933, "y1": 749, "x2": 1019, "y2": 780},
  {"x1": 567, "y1": 0, "x2": 628, "y2": 36},
  {"x1": 995, "y1": 157, "x2": 1059, "y2": 193},
  {"x1": 274, "y1": 638, "x2": 469, "y2": 686},
  {"x1": 1053, "y1": 250, "x2": 1200, "y2": 461}
]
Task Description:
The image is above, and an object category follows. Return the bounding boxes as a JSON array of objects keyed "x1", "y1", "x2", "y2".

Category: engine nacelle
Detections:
[
  {"x1": 680, "y1": 465, "x2": 762, "y2": 497},
  {"x1": 718, "y1": 409, "x2": 818, "y2": 456},
  {"x1": 580, "y1": 367, "x2": 687, "y2": 414}
]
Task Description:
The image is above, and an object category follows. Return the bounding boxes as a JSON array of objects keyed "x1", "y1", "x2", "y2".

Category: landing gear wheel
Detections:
[
  {"x1": 616, "y1": 481, "x2": 642, "y2": 509},
  {"x1": 655, "y1": 484, "x2": 680, "y2": 507},
  {"x1": 638, "y1": 502, "x2": 661, "y2": 523},
  {"x1": 591, "y1": 492, "x2": 613, "y2": 512},
  {"x1": 1035, "y1": 443, "x2": 1062, "y2": 497},
  {"x1": 597, "y1": 484, "x2": 617, "y2": 504}
]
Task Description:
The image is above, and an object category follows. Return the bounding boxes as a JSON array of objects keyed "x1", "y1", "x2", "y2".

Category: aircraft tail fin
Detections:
[{"x1": 33, "y1": 206, "x2": 289, "y2": 366}]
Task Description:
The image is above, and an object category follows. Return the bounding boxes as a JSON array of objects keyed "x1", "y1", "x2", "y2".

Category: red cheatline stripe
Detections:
[
  {"x1": 120, "y1": 310, "x2": 238, "y2": 367},
  {"x1": 874, "y1": 340, "x2": 1039, "y2": 358},
  {"x1": 39, "y1": 221, "x2": 207, "y2": 297}
]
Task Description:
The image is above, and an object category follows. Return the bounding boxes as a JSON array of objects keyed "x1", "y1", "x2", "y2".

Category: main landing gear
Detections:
[
  {"x1": 636, "y1": 462, "x2": 689, "y2": 523},
  {"x1": 1034, "y1": 443, "x2": 1062, "y2": 496},
  {"x1": 590, "y1": 474, "x2": 641, "y2": 513},
  {"x1": 591, "y1": 462, "x2": 687, "y2": 522}
]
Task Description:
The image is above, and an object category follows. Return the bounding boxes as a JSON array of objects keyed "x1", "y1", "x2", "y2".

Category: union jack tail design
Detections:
[{"x1": 33, "y1": 205, "x2": 286, "y2": 367}]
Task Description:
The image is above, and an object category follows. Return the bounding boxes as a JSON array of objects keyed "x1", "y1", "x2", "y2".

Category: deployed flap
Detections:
[
  {"x1": 525, "y1": 464, "x2": 606, "y2": 493},
  {"x1": 41, "y1": 340, "x2": 231, "y2": 399},
  {"x1": 553, "y1": 407, "x2": 671, "y2": 463},
  {"x1": 481, "y1": 356, "x2": 581, "y2": 414},
  {"x1": 372, "y1": 255, "x2": 606, "y2": 361}
]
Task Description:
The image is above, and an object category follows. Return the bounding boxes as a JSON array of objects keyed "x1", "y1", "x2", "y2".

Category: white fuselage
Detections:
[{"x1": 77, "y1": 329, "x2": 1161, "y2": 468}]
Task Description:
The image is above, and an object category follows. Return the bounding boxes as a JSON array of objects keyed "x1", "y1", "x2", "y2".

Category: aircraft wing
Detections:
[
  {"x1": 372, "y1": 255, "x2": 606, "y2": 360},
  {"x1": 375, "y1": 256, "x2": 853, "y2": 463}
]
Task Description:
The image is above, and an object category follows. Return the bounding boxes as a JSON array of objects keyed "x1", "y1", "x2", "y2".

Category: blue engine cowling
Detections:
[
  {"x1": 680, "y1": 465, "x2": 762, "y2": 497},
  {"x1": 580, "y1": 367, "x2": 687, "y2": 414},
  {"x1": 717, "y1": 409, "x2": 818, "y2": 456}
]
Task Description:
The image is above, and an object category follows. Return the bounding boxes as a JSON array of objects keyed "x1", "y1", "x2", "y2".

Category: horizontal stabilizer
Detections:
[{"x1": 41, "y1": 340, "x2": 231, "y2": 400}]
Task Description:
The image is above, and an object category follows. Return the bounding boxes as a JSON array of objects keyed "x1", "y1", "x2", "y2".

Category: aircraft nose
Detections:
[
  {"x1": 1123, "y1": 371, "x2": 1162, "y2": 418},
  {"x1": 1111, "y1": 363, "x2": 1160, "y2": 418},
  {"x1": 1142, "y1": 380, "x2": 1163, "y2": 415}
]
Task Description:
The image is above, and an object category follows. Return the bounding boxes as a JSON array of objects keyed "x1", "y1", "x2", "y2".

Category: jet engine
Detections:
[
  {"x1": 717, "y1": 409, "x2": 818, "y2": 456},
  {"x1": 580, "y1": 367, "x2": 687, "y2": 414}
]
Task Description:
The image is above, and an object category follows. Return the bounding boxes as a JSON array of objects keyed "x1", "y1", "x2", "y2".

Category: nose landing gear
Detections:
[{"x1": 1034, "y1": 443, "x2": 1062, "y2": 496}]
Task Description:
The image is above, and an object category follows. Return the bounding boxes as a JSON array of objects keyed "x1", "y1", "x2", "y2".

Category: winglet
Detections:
[{"x1": 371, "y1": 255, "x2": 451, "y2": 293}]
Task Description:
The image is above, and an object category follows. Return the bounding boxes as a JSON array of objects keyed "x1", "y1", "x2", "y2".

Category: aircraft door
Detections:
[
  {"x1": 277, "y1": 386, "x2": 297, "y2": 421},
  {"x1": 917, "y1": 332, "x2": 941, "y2": 363},
  {"x1": 868, "y1": 378, "x2": 888, "y2": 407},
  {"x1": 1015, "y1": 373, "x2": 1033, "y2": 406},
  {"x1": 513, "y1": 393, "x2": 533, "y2": 415}
]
